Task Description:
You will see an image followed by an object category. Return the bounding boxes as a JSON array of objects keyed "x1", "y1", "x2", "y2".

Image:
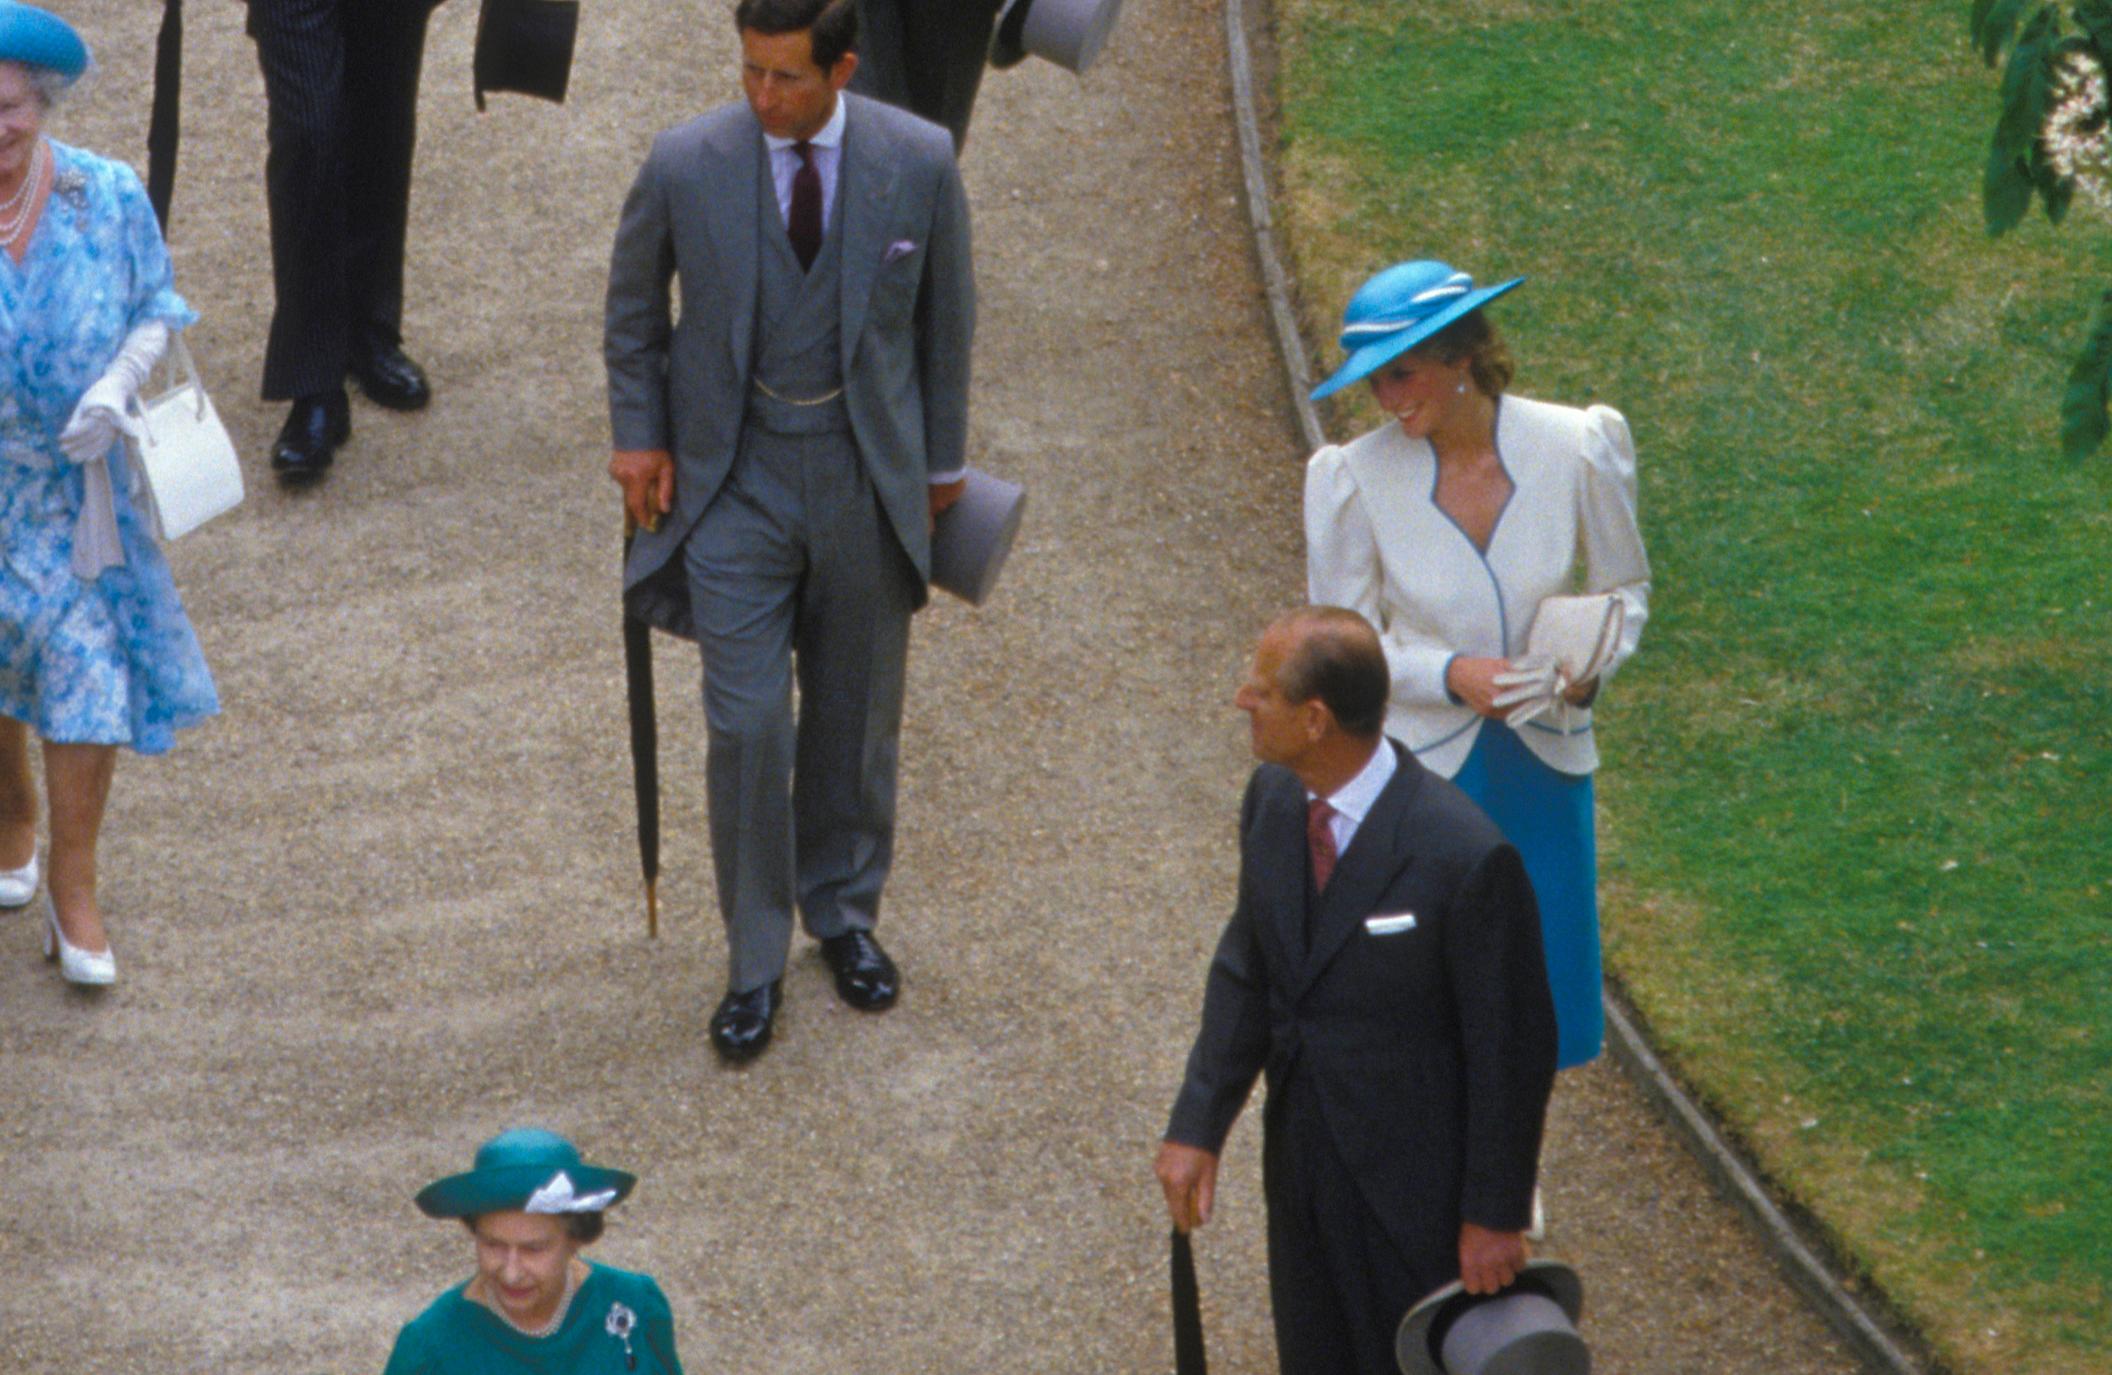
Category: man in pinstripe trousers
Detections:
[{"x1": 246, "y1": 0, "x2": 444, "y2": 486}]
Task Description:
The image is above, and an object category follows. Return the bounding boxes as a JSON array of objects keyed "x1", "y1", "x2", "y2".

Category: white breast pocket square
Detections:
[
  {"x1": 1364, "y1": 912, "x2": 1418, "y2": 936},
  {"x1": 883, "y1": 238, "x2": 919, "y2": 263}
]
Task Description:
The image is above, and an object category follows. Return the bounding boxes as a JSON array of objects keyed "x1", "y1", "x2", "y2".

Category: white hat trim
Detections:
[{"x1": 524, "y1": 1170, "x2": 619, "y2": 1214}]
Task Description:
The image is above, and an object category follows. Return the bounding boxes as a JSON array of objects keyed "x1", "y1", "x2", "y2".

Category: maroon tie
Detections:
[
  {"x1": 788, "y1": 140, "x2": 822, "y2": 271},
  {"x1": 1307, "y1": 799, "x2": 1338, "y2": 893}
]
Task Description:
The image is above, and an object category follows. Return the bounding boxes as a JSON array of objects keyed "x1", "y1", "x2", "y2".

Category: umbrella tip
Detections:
[{"x1": 646, "y1": 880, "x2": 659, "y2": 939}]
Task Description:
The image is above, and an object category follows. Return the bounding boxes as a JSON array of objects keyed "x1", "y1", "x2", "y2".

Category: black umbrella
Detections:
[
  {"x1": 622, "y1": 524, "x2": 660, "y2": 937},
  {"x1": 1171, "y1": 1229, "x2": 1208, "y2": 1375},
  {"x1": 146, "y1": 0, "x2": 181, "y2": 229}
]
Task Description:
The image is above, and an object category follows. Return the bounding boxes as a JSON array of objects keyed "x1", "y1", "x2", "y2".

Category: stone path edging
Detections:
[{"x1": 1218, "y1": 3, "x2": 1930, "y2": 1371}]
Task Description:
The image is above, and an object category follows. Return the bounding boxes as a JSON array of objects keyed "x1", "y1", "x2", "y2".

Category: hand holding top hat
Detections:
[{"x1": 1396, "y1": 1259, "x2": 1590, "y2": 1375}]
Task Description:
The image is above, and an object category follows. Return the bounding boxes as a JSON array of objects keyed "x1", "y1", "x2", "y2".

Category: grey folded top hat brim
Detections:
[
  {"x1": 1396, "y1": 1259, "x2": 1588, "y2": 1375},
  {"x1": 991, "y1": 0, "x2": 1126, "y2": 74},
  {"x1": 474, "y1": 0, "x2": 579, "y2": 111},
  {"x1": 930, "y1": 468, "x2": 1027, "y2": 607}
]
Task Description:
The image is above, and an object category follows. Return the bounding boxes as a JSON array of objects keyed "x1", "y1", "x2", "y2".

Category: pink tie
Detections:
[{"x1": 1307, "y1": 799, "x2": 1338, "y2": 893}]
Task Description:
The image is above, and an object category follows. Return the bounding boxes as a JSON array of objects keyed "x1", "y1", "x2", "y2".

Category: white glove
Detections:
[
  {"x1": 57, "y1": 320, "x2": 168, "y2": 464},
  {"x1": 1492, "y1": 654, "x2": 1568, "y2": 728},
  {"x1": 59, "y1": 322, "x2": 171, "y2": 578}
]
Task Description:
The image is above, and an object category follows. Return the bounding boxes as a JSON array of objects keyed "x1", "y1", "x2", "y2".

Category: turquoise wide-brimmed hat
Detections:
[
  {"x1": 1310, "y1": 259, "x2": 1524, "y2": 401},
  {"x1": 0, "y1": 1, "x2": 90, "y2": 82},
  {"x1": 414, "y1": 1128, "x2": 637, "y2": 1220}
]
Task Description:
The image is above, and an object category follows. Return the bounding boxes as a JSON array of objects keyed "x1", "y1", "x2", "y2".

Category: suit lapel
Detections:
[
  {"x1": 1253, "y1": 776, "x2": 1311, "y2": 981},
  {"x1": 1299, "y1": 743, "x2": 1422, "y2": 989},
  {"x1": 836, "y1": 95, "x2": 902, "y2": 376},
  {"x1": 693, "y1": 111, "x2": 760, "y2": 379}
]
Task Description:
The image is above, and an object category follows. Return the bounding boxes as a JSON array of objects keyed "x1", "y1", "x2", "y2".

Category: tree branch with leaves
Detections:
[{"x1": 1973, "y1": 0, "x2": 2112, "y2": 454}]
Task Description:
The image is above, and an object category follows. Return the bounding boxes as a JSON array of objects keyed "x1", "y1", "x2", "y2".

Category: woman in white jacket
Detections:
[{"x1": 1304, "y1": 260, "x2": 1650, "y2": 1069}]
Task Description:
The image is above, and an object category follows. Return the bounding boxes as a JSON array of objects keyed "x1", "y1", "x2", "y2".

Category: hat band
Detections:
[
  {"x1": 523, "y1": 1170, "x2": 618, "y2": 1214},
  {"x1": 1338, "y1": 281, "x2": 1477, "y2": 338}
]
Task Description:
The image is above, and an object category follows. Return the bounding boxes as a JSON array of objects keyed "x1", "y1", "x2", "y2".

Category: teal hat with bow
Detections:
[{"x1": 414, "y1": 1128, "x2": 637, "y2": 1220}]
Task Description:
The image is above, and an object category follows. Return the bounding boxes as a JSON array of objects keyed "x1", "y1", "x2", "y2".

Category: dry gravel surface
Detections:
[{"x1": 0, "y1": 3, "x2": 1868, "y2": 1372}]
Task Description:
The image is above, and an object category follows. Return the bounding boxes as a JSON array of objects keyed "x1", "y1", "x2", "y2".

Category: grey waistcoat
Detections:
[{"x1": 749, "y1": 168, "x2": 852, "y2": 437}]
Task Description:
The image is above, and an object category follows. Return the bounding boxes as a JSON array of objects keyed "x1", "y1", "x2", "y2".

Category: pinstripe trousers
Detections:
[
  {"x1": 850, "y1": 0, "x2": 1006, "y2": 151},
  {"x1": 246, "y1": 0, "x2": 442, "y2": 401}
]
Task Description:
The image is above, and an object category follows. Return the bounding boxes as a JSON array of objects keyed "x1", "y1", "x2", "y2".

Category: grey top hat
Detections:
[
  {"x1": 1396, "y1": 1260, "x2": 1589, "y2": 1375},
  {"x1": 990, "y1": 0, "x2": 1126, "y2": 74},
  {"x1": 930, "y1": 468, "x2": 1027, "y2": 607}
]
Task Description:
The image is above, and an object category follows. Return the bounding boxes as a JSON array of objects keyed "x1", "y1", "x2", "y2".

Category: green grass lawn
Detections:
[{"x1": 1267, "y1": 2, "x2": 2111, "y2": 1370}]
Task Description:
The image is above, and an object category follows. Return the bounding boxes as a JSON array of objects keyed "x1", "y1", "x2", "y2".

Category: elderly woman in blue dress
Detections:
[
  {"x1": 0, "y1": 2, "x2": 218, "y2": 986},
  {"x1": 385, "y1": 1129, "x2": 685, "y2": 1375},
  {"x1": 1304, "y1": 260, "x2": 1650, "y2": 1073}
]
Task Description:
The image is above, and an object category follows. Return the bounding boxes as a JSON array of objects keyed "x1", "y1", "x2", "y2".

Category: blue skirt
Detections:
[{"x1": 1451, "y1": 722, "x2": 1601, "y2": 1069}]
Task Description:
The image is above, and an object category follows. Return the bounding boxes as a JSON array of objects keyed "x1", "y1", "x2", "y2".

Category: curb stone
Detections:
[{"x1": 1218, "y1": 2, "x2": 1933, "y2": 1370}]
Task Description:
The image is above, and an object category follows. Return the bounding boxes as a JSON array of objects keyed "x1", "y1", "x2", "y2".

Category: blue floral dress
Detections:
[{"x1": 0, "y1": 141, "x2": 217, "y2": 755}]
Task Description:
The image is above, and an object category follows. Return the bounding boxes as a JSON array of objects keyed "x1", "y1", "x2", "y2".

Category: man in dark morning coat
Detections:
[
  {"x1": 245, "y1": 0, "x2": 443, "y2": 483},
  {"x1": 849, "y1": 0, "x2": 1007, "y2": 151},
  {"x1": 605, "y1": 0, "x2": 972, "y2": 1062},
  {"x1": 1156, "y1": 608, "x2": 1558, "y2": 1375}
]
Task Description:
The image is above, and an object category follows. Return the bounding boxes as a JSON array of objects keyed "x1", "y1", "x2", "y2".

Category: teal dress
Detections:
[{"x1": 381, "y1": 1263, "x2": 683, "y2": 1374}]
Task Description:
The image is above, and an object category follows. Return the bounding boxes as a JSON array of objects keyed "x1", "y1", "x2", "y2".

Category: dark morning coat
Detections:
[{"x1": 1165, "y1": 741, "x2": 1558, "y2": 1284}]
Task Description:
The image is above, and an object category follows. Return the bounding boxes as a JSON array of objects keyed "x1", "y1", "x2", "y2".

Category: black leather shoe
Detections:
[
  {"x1": 709, "y1": 980, "x2": 780, "y2": 1062},
  {"x1": 348, "y1": 339, "x2": 431, "y2": 411},
  {"x1": 269, "y1": 391, "x2": 350, "y2": 485},
  {"x1": 819, "y1": 930, "x2": 899, "y2": 1011}
]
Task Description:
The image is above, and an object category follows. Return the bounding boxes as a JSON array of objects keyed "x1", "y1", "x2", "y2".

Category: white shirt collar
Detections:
[
  {"x1": 1314, "y1": 738, "x2": 1396, "y2": 826},
  {"x1": 763, "y1": 94, "x2": 847, "y2": 153}
]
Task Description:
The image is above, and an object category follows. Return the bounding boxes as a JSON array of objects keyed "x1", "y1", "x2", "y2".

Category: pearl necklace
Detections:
[
  {"x1": 0, "y1": 140, "x2": 49, "y2": 250},
  {"x1": 483, "y1": 1262, "x2": 582, "y2": 1339}
]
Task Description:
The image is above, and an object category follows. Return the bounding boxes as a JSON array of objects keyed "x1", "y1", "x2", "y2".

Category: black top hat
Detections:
[
  {"x1": 474, "y1": 0, "x2": 579, "y2": 112},
  {"x1": 1396, "y1": 1260, "x2": 1589, "y2": 1375}
]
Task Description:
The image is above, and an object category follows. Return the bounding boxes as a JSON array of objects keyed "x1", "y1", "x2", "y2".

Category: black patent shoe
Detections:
[
  {"x1": 819, "y1": 929, "x2": 899, "y2": 1011},
  {"x1": 348, "y1": 339, "x2": 431, "y2": 411},
  {"x1": 709, "y1": 980, "x2": 781, "y2": 1062},
  {"x1": 269, "y1": 390, "x2": 350, "y2": 485}
]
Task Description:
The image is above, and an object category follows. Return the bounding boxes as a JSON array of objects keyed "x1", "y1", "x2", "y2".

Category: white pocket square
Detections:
[
  {"x1": 883, "y1": 238, "x2": 919, "y2": 263},
  {"x1": 1364, "y1": 912, "x2": 1418, "y2": 936}
]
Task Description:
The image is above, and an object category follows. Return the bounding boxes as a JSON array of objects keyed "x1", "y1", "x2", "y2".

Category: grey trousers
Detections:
[{"x1": 682, "y1": 422, "x2": 917, "y2": 993}]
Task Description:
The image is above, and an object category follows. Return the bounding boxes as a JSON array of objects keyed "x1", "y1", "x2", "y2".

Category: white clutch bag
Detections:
[
  {"x1": 127, "y1": 334, "x2": 243, "y2": 541},
  {"x1": 1494, "y1": 593, "x2": 1626, "y2": 727},
  {"x1": 1526, "y1": 592, "x2": 1625, "y2": 685}
]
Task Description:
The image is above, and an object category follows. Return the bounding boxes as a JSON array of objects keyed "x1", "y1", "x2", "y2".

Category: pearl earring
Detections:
[{"x1": 1456, "y1": 382, "x2": 1467, "y2": 394}]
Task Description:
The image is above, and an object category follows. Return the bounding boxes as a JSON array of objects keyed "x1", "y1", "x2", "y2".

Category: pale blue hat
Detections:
[
  {"x1": 1311, "y1": 260, "x2": 1524, "y2": 401},
  {"x1": 0, "y1": 2, "x2": 90, "y2": 83}
]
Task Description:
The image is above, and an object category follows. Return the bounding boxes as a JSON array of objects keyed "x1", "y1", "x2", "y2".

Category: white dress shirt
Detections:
[
  {"x1": 1311, "y1": 737, "x2": 1397, "y2": 858},
  {"x1": 762, "y1": 94, "x2": 846, "y2": 233}
]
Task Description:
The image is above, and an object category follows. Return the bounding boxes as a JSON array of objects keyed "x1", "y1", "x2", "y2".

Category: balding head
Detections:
[{"x1": 1267, "y1": 607, "x2": 1389, "y2": 740}]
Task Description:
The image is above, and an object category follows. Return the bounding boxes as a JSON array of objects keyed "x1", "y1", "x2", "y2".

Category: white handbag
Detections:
[
  {"x1": 126, "y1": 334, "x2": 243, "y2": 541},
  {"x1": 1525, "y1": 592, "x2": 1625, "y2": 686},
  {"x1": 1493, "y1": 593, "x2": 1627, "y2": 727}
]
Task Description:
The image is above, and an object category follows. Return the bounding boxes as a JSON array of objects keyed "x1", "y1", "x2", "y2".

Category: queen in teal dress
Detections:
[
  {"x1": 383, "y1": 1129, "x2": 686, "y2": 1375},
  {"x1": 0, "y1": 7, "x2": 219, "y2": 988}
]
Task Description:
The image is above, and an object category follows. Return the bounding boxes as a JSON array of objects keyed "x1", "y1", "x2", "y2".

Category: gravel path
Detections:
[{"x1": 1, "y1": 4, "x2": 1866, "y2": 1371}]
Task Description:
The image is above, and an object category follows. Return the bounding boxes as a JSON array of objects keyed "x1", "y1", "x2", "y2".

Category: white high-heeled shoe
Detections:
[
  {"x1": 0, "y1": 847, "x2": 37, "y2": 908},
  {"x1": 41, "y1": 896, "x2": 115, "y2": 987}
]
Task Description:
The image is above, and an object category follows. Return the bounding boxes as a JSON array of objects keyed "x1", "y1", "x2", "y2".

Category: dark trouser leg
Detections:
[
  {"x1": 898, "y1": 0, "x2": 1004, "y2": 151},
  {"x1": 685, "y1": 438, "x2": 805, "y2": 995},
  {"x1": 1264, "y1": 1085, "x2": 1433, "y2": 1375},
  {"x1": 791, "y1": 454, "x2": 915, "y2": 941},
  {"x1": 342, "y1": 0, "x2": 437, "y2": 349},
  {"x1": 249, "y1": 0, "x2": 351, "y2": 400}
]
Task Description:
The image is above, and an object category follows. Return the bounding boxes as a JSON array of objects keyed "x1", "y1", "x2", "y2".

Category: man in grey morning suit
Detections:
[
  {"x1": 605, "y1": 0, "x2": 973, "y2": 1062},
  {"x1": 1156, "y1": 608, "x2": 1557, "y2": 1375}
]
